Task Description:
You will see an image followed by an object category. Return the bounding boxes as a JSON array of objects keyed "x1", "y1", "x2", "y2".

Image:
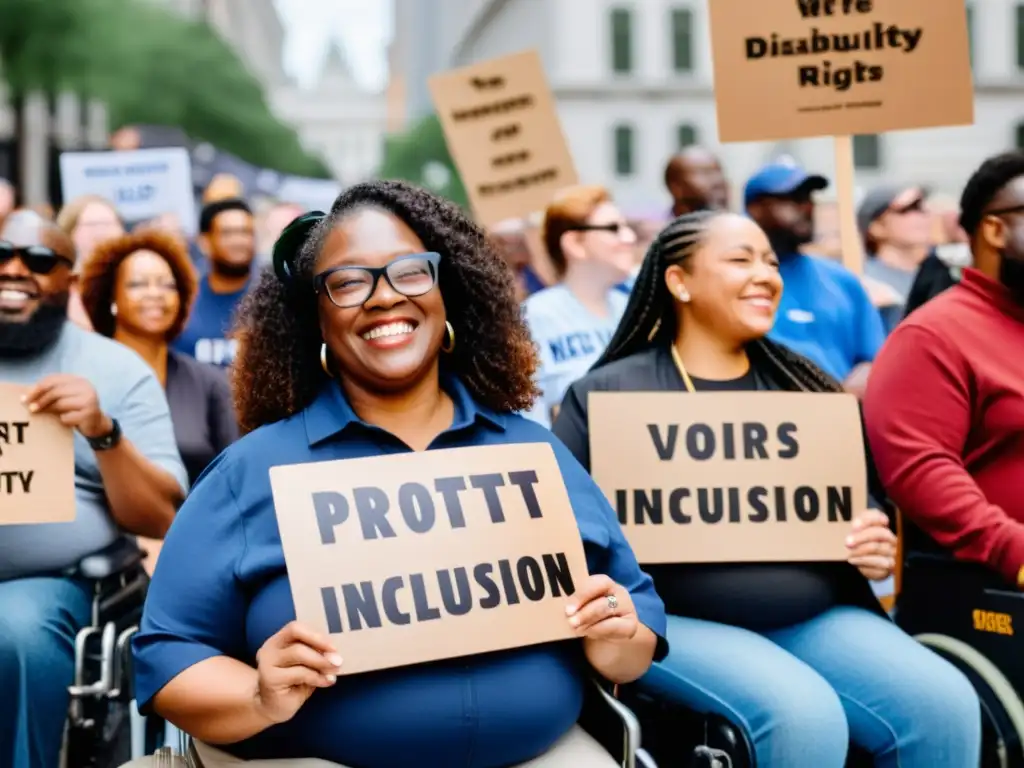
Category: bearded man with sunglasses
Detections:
[
  {"x1": 865, "y1": 152, "x2": 1024, "y2": 591},
  {"x1": 0, "y1": 210, "x2": 187, "y2": 768}
]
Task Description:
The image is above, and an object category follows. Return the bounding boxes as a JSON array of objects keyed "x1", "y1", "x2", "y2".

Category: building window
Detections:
[
  {"x1": 1017, "y1": 4, "x2": 1024, "y2": 69},
  {"x1": 671, "y1": 8, "x2": 694, "y2": 72},
  {"x1": 1015, "y1": 122, "x2": 1024, "y2": 150},
  {"x1": 610, "y1": 8, "x2": 633, "y2": 74},
  {"x1": 614, "y1": 124, "x2": 635, "y2": 176},
  {"x1": 966, "y1": 3, "x2": 974, "y2": 68},
  {"x1": 853, "y1": 134, "x2": 881, "y2": 170},
  {"x1": 677, "y1": 123, "x2": 699, "y2": 149}
]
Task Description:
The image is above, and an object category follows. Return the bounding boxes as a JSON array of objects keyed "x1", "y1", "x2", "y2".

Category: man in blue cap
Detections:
[{"x1": 745, "y1": 160, "x2": 885, "y2": 391}]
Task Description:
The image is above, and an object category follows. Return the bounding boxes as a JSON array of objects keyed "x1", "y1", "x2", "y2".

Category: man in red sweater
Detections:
[{"x1": 865, "y1": 151, "x2": 1024, "y2": 587}]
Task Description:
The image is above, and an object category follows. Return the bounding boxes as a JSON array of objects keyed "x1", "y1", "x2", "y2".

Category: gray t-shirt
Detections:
[
  {"x1": 863, "y1": 257, "x2": 916, "y2": 302},
  {"x1": 0, "y1": 323, "x2": 188, "y2": 580}
]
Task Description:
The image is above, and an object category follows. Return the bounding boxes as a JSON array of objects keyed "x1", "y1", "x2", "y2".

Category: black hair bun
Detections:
[{"x1": 272, "y1": 211, "x2": 326, "y2": 284}]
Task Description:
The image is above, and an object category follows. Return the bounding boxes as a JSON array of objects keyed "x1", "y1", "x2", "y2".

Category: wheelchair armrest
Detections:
[
  {"x1": 580, "y1": 678, "x2": 644, "y2": 768},
  {"x1": 75, "y1": 536, "x2": 145, "y2": 581}
]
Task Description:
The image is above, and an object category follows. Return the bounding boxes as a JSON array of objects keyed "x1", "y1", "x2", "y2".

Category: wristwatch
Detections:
[{"x1": 87, "y1": 418, "x2": 122, "y2": 451}]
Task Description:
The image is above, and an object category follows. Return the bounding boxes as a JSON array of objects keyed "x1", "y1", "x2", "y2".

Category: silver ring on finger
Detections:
[{"x1": 606, "y1": 594, "x2": 619, "y2": 613}]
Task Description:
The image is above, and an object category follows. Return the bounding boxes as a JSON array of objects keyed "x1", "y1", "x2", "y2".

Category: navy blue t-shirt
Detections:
[
  {"x1": 172, "y1": 275, "x2": 249, "y2": 368},
  {"x1": 132, "y1": 376, "x2": 667, "y2": 768}
]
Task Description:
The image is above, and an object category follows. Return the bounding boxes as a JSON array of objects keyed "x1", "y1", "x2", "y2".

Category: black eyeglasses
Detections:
[
  {"x1": 314, "y1": 252, "x2": 442, "y2": 309},
  {"x1": 986, "y1": 204, "x2": 1024, "y2": 219},
  {"x1": 0, "y1": 242, "x2": 74, "y2": 275},
  {"x1": 567, "y1": 222, "x2": 633, "y2": 236}
]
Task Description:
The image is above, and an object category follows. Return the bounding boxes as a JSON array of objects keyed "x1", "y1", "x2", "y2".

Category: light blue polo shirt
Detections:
[
  {"x1": 770, "y1": 253, "x2": 885, "y2": 381},
  {"x1": 0, "y1": 323, "x2": 188, "y2": 580},
  {"x1": 522, "y1": 285, "x2": 629, "y2": 428}
]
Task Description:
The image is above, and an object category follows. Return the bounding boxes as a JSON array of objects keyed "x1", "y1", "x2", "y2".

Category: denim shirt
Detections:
[{"x1": 133, "y1": 375, "x2": 666, "y2": 768}]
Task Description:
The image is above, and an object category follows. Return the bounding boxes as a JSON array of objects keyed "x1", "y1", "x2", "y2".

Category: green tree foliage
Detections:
[
  {"x1": 379, "y1": 114, "x2": 469, "y2": 209},
  {"x1": 0, "y1": 0, "x2": 329, "y2": 178}
]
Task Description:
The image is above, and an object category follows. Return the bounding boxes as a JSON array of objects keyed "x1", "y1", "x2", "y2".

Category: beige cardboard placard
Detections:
[
  {"x1": 429, "y1": 49, "x2": 578, "y2": 227},
  {"x1": 589, "y1": 392, "x2": 866, "y2": 564},
  {"x1": 707, "y1": 0, "x2": 974, "y2": 142},
  {"x1": 269, "y1": 443, "x2": 590, "y2": 675},
  {"x1": 0, "y1": 382, "x2": 76, "y2": 525}
]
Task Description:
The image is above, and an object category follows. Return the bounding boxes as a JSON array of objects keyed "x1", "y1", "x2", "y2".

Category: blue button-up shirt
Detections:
[{"x1": 133, "y1": 376, "x2": 666, "y2": 768}]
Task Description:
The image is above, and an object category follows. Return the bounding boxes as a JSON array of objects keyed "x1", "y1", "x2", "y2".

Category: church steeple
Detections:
[{"x1": 318, "y1": 43, "x2": 356, "y2": 91}]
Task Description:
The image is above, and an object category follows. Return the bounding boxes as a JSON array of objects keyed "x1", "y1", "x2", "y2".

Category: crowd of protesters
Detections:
[{"x1": 0, "y1": 139, "x2": 1021, "y2": 768}]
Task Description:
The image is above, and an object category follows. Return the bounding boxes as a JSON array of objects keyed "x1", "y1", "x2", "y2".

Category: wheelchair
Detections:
[
  {"x1": 615, "y1": 685, "x2": 875, "y2": 768},
  {"x1": 158, "y1": 678, "x2": 656, "y2": 768},
  {"x1": 894, "y1": 521, "x2": 1024, "y2": 768},
  {"x1": 63, "y1": 536, "x2": 150, "y2": 768},
  {"x1": 619, "y1": 518, "x2": 1024, "y2": 768}
]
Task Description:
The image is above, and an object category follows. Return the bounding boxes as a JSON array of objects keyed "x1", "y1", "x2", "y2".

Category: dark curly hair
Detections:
[
  {"x1": 958, "y1": 150, "x2": 1024, "y2": 237},
  {"x1": 592, "y1": 210, "x2": 842, "y2": 393},
  {"x1": 231, "y1": 180, "x2": 539, "y2": 435},
  {"x1": 79, "y1": 229, "x2": 198, "y2": 340}
]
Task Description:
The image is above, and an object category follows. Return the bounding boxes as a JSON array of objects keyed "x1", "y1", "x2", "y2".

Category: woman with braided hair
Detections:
[
  {"x1": 129, "y1": 180, "x2": 667, "y2": 768},
  {"x1": 553, "y1": 210, "x2": 981, "y2": 767}
]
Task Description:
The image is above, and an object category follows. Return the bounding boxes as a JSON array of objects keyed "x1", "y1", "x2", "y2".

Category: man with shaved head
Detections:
[
  {"x1": 664, "y1": 146, "x2": 730, "y2": 217},
  {"x1": 0, "y1": 210, "x2": 187, "y2": 768}
]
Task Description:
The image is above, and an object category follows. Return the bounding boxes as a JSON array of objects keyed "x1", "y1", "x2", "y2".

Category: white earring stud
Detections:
[{"x1": 110, "y1": 303, "x2": 118, "y2": 317}]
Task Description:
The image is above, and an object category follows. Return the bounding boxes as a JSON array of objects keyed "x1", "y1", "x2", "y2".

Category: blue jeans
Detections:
[
  {"x1": 0, "y1": 576, "x2": 92, "y2": 768},
  {"x1": 640, "y1": 606, "x2": 982, "y2": 767}
]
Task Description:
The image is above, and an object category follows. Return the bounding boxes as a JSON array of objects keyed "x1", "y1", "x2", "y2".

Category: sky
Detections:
[{"x1": 273, "y1": 0, "x2": 393, "y2": 91}]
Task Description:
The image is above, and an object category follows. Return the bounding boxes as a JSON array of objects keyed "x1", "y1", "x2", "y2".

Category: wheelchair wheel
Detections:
[
  {"x1": 64, "y1": 699, "x2": 132, "y2": 768},
  {"x1": 916, "y1": 634, "x2": 1024, "y2": 768}
]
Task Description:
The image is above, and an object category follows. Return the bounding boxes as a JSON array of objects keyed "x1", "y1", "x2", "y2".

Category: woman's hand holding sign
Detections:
[
  {"x1": 846, "y1": 510, "x2": 897, "y2": 581},
  {"x1": 567, "y1": 574, "x2": 638, "y2": 640},
  {"x1": 254, "y1": 621, "x2": 343, "y2": 726},
  {"x1": 567, "y1": 574, "x2": 657, "y2": 684}
]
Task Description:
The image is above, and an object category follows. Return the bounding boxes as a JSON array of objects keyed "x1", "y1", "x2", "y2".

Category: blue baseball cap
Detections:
[{"x1": 743, "y1": 163, "x2": 829, "y2": 207}]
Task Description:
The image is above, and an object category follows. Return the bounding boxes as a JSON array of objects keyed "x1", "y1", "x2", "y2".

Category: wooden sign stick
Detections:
[{"x1": 833, "y1": 135, "x2": 864, "y2": 276}]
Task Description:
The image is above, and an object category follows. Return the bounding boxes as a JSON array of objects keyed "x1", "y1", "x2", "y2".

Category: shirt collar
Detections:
[
  {"x1": 303, "y1": 372, "x2": 507, "y2": 447},
  {"x1": 960, "y1": 267, "x2": 1024, "y2": 325}
]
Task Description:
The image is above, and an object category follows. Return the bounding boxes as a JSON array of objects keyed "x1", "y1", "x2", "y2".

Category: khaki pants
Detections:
[{"x1": 119, "y1": 724, "x2": 617, "y2": 767}]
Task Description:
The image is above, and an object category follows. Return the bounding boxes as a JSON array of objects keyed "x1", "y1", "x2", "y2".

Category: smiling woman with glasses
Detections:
[
  {"x1": 130, "y1": 180, "x2": 667, "y2": 768},
  {"x1": 521, "y1": 185, "x2": 639, "y2": 428}
]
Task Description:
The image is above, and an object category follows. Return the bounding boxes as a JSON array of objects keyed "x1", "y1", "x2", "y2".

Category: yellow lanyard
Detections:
[{"x1": 670, "y1": 344, "x2": 697, "y2": 394}]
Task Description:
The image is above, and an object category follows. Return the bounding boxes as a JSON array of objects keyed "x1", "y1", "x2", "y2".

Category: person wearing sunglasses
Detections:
[
  {"x1": 522, "y1": 185, "x2": 638, "y2": 428},
  {"x1": 0, "y1": 210, "x2": 187, "y2": 768},
  {"x1": 130, "y1": 180, "x2": 667, "y2": 768},
  {"x1": 857, "y1": 185, "x2": 935, "y2": 332},
  {"x1": 866, "y1": 152, "x2": 1024, "y2": 591}
]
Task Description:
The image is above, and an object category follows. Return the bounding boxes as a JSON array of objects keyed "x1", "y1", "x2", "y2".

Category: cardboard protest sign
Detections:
[
  {"x1": 707, "y1": 0, "x2": 973, "y2": 142},
  {"x1": 59, "y1": 147, "x2": 197, "y2": 234},
  {"x1": 588, "y1": 392, "x2": 866, "y2": 564},
  {"x1": 0, "y1": 383, "x2": 75, "y2": 525},
  {"x1": 429, "y1": 49, "x2": 578, "y2": 228},
  {"x1": 269, "y1": 443, "x2": 590, "y2": 675}
]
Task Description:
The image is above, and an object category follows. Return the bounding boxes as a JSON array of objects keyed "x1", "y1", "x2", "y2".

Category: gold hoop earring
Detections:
[
  {"x1": 320, "y1": 343, "x2": 334, "y2": 378},
  {"x1": 441, "y1": 321, "x2": 456, "y2": 353}
]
